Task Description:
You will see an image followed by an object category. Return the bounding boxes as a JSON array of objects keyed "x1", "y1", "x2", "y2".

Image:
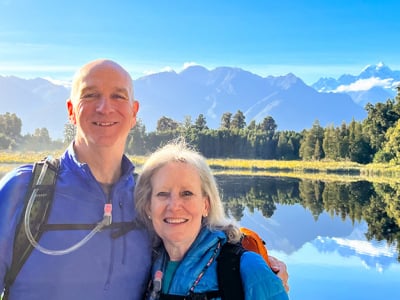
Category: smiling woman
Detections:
[
  {"x1": 134, "y1": 139, "x2": 289, "y2": 300},
  {"x1": 149, "y1": 161, "x2": 210, "y2": 261}
]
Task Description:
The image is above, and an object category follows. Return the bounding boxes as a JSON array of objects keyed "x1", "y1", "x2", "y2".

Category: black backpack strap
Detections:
[
  {"x1": 159, "y1": 291, "x2": 220, "y2": 300},
  {"x1": 3, "y1": 157, "x2": 60, "y2": 299},
  {"x1": 217, "y1": 242, "x2": 246, "y2": 300},
  {"x1": 38, "y1": 220, "x2": 141, "y2": 239}
]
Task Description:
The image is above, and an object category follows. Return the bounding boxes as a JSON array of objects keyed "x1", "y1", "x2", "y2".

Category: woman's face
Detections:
[{"x1": 149, "y1": 161, "x2": 210, "y2": 255}]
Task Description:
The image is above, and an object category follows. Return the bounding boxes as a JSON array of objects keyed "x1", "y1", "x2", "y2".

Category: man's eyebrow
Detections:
[
  {"x1": 114, "y1": 87, "x2": 129, "y2": 94},
  {"x1": 78, "y1": 86, "x2": 129, "y2": 96},
  {"x1": 80, "y1": 86, "x2": 97, "y2": 94}
]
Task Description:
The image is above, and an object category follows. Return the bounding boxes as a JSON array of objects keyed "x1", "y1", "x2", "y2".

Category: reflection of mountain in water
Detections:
[
  {"x1": 238, "y1": 205, "x2": 354, "y2": 254},
  {"x1": 217, "y1": 175, "x2": 400, "y2": 261},
  {"x1": 312, "y1": 223, "x2": 398, "y2": 272}
]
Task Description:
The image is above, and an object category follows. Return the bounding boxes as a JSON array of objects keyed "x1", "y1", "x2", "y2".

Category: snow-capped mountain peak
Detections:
[{"x1": 312, "y1": 63, "x2": 400, "y2": 106}]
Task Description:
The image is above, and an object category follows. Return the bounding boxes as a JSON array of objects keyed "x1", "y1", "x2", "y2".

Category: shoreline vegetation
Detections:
[{"x1": 1, "y1": 151, "x2": 400, "y2": 183}]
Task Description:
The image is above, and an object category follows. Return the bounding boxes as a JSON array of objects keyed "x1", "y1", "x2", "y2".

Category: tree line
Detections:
[{"x1": 1, "y1": 87, "x2": 400, "y2": 164}]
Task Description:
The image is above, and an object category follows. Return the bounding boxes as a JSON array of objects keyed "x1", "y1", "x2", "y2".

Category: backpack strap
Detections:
[
  {"x1": 38, "y1": 220, "x2": 142, "y2": 239},
  {"x1": 159, "y1": 291, "x2": 220, "y2": 300},
  {"x1": 3, "y1": 157, "x2": 60, "y2": 299},
  {"x1": 217, "y1": 242, "x2": 246, "y2": 300}
]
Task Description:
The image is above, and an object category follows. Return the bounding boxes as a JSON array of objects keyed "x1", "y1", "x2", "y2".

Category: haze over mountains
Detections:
[{"x1": 0, "y1": 62, "x2": 398, "y2": 139}]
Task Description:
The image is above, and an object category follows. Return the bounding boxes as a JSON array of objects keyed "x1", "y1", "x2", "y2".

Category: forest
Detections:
[{"x1": 1, "y1": 87, "x2": 400, "y2": 165}]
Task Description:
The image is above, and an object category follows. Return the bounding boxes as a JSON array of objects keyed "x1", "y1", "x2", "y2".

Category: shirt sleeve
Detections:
[
  {"x1": 240, "y1": 251, "x2": 289, "y2": 300},
  {"x1": 0, "y1": 165, "x2": 32, "y2": 292}
]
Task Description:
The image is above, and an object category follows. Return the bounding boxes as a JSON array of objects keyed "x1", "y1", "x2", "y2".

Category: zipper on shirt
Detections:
[{"x1": 119, "y1": 201, "x2": 127, "y2": 264}]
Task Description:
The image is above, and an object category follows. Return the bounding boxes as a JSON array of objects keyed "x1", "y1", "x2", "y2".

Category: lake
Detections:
[
  {"x1": 1, "y1": 170, "x2": 399, "y2": 299},
  {"x1": 216, "y1": 175, "x2": 400, "y2": 300}
]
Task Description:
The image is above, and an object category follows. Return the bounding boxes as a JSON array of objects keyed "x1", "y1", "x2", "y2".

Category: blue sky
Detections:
[{"x1": 0, "y1": 0, "x2": 399, "y2": 84}]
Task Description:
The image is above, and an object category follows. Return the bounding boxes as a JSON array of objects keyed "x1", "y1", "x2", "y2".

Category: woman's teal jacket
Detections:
[{"x1": 147, "y1": 227, "x2": 289, "y2": 300}]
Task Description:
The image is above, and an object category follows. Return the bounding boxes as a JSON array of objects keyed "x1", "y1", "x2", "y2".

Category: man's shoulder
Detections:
[{"x1": 0, "y1": 164, "x2": 33, "y2": 191}]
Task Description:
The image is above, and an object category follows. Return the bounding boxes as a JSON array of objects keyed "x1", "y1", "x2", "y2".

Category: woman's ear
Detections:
[
  {"x1": 145, "y1": 206, "x2": 151, "y2": 220},
  {"x1": 203, "y1": 196, "x2": 210, "y2": 217}
]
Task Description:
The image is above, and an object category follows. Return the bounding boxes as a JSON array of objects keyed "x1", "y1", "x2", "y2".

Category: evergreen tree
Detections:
[
  {"x1": 364, "y1": 96, "x2": 400, "y2": 153},
  {"x1": 348, "y1": 120, "x2": 372, "y2": 163},
  {"x1": 194, "y1": 114, "x2": 208, "y2": 131},
  {"x1": 259, "y1": 116, "x2": 277, "y2": 138},
  {"x1": 276, "y1": 131, "x2": 295, "y2": 159},
  {"x1": 247, "y1": 120, "x2": 257, "y2": 131},
  {"x1": 374, "y1": 119, "x2": 400, "y2": 163},
  {"x1": 231, "y1": 110, "x2": 246, "y2": 130},
  {"x1": 338, "y1": 122, "x2": 350, "y2": 159},
  {"x1": 220, "y1": 112, "x2": 232, "y2": 130},
  {"x1": 299, "y1": 120, "x2": 324, "y2": 160},
  {"x1": 182, "y1": 115, "x2": 193, "y2": 130},
  {"x1": 323, "y1": 125, "x2": 339, "y2": 160},
  {"x1": 126, "y1": 118, "x2": 147, "y2": 155},
  {"x1": 156, "y1": 116, "x2": 179, "y2": 132}
]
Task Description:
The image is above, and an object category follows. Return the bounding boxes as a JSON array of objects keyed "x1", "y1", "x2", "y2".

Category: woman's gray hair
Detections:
[{"x1": 134, "y1": 139, "x2": 241, "y2": 245}]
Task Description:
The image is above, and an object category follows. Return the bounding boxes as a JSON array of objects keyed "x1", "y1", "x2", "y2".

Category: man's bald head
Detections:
[{"x1": 70, "y1": 59, "x2": 134, "y2": 102}]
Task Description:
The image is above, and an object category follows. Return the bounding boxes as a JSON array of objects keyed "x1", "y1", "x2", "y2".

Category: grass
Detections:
[{"x1": 2, "y1": 151, "x2": 400, "y2": 183}]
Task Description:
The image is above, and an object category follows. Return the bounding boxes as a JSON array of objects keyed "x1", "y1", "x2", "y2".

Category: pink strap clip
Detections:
[{"x1": 104, "y1": 203, "x2": 112, "y2": 217}]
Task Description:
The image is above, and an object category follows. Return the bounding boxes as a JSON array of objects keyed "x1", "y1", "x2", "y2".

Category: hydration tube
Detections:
[{"x1": 23, "y1": 160, "x2": 112, "y2": 256}]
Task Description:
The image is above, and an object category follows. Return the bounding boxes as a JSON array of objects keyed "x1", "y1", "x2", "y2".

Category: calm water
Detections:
[
  {"x1": 1, "y1": 170, "x2": 399, "y2": 299},
  {"x1": 216, "y1": 175, "x2": 400, "y2": 300}
]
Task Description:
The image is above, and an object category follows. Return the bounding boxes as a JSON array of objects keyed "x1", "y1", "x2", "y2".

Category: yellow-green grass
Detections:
[
  {"x1": 0, "y1": 151, "x2": 63, "y2": 164},
  {"x1": 206, "y1": 158, "x2": 362, "y2": 173},
  {"x1": 2, "y1": 152, "x2": 400, "y2": 183}
]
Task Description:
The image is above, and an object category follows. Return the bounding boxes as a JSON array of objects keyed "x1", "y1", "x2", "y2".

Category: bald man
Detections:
[{"x1": 1, "y1": 59, "x2": 151, "y2": 300}]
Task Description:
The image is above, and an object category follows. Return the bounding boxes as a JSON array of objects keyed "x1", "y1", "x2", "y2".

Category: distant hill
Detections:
[
  {"x1": 2, "y1": 64, "x2": 390, "y2": 139},
  {"x1": 0, "y1": 76, "x2": 70, "y2": 139},
  {"x1": 135, "y1": 66, "x2": 366, "y2": 134}
]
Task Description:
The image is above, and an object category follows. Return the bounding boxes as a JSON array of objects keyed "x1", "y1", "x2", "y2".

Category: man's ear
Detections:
[
  {"x1": 67, "y1": 99, "x2": 76, "y2": 124},
  {"x1": 131, "y1": 100, "x2": 139, "y2": 128}
]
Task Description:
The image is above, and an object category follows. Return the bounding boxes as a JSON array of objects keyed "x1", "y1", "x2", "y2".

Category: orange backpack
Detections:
[
  {"x1": 216, "y1": 227, "x2": 273, "y2": 299},
  {"x1": 239, "y1": 227, "x2": 271, "y2": 266}
]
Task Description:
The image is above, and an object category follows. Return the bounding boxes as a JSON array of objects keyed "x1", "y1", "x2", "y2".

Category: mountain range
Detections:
[{"x1": 0, "y1": 62, "x2": 398, "y2": 139}]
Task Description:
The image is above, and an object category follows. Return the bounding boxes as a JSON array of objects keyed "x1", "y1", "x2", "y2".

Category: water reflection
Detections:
[
  {"x1": 216, "y1": 175, "x2": 400, "y2": 299},
  {"x1": 216, "y1": 175, "x2": 400, "y2": 260}
]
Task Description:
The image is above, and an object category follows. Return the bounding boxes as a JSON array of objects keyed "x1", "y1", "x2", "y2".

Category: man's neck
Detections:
[{"x1": 74, "y1": 142, "x2": 123, "y2": 185}]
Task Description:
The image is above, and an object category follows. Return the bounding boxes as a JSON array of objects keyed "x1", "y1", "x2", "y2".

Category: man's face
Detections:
[{"x1": 67, "y1": 61, "x2": 138, "y2": 149}]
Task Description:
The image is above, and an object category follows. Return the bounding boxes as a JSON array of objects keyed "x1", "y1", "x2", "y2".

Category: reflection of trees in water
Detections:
[
  {"x1": 217, "y1": 176, "x2": 300, "y2": 220},
  {"x1": 368, "y1": 183, "x2": 400, "y2": 259},
  {"x1": 322, "y1": 181, "x2": 372, "y2": 222},
  {"x1": 217, "y1": 176, "x2": 298, "y2": 221},
  {"x1": 216, "y1": 175, "x2": 400, "y2": 261},
  {"x1": 299, "y1": 180, "x2": 324, "y2": 220}
]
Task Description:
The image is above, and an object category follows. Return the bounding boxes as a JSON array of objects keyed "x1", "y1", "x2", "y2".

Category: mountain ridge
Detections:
[{"x1": 2, "y1": 63, "x2": 397, "y2": 139}]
